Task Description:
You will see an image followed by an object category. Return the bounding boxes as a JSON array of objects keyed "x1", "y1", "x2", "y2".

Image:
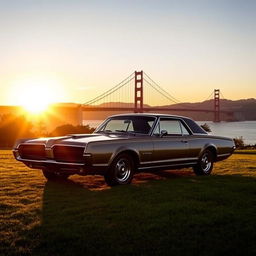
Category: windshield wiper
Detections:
[
  {"x1": 96, "y1": 130, "x2": 112, "y2": 134},
  {"x1": 97, "y1": 130, "x2": 137, "y2": 136},
  {"x1": 115, "y1": 130, "x2": 137, "y2": 135}
]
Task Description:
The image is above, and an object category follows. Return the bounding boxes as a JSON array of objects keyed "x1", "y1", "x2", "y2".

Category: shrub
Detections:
[
  {"x1": 50, "y1": 124, "x2": 95, "y2": 137},
  {"x1": 201, "y1": 123, "x2": 211, "y2": 132},
  {"x1": 233, "y1": 136, "x2": 245, "y2": 149}
]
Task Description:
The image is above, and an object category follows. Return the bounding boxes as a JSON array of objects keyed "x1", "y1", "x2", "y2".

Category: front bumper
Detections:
[{"x1": 13, "y1": 150, "x2": 105, "y2": 175}]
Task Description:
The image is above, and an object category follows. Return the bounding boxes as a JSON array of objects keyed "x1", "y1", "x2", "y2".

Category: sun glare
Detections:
[
  {"x1": 11, "y1": 76, "x2": 64, "y2": 115},
  {"x1": 21, "y1": 86, "x2": 51, "y2": 114}
]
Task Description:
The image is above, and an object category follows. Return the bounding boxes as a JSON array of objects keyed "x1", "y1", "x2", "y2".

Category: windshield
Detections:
[{"x1": 95, "y1": 116, "x2": 156, "y2": 135}]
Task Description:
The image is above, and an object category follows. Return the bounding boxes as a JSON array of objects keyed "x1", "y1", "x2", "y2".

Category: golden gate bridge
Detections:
[{"x1": 82, "y1": 70, "x2": 233, "y2": 122}]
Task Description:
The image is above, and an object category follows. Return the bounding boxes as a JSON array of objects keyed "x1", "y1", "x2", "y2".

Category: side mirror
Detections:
[{"x1": 160, "y1": 130, "x2": 168, "y2": 137}]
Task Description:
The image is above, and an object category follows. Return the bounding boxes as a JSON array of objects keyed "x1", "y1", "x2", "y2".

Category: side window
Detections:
[
  {"x1": 127, "y1": 121, "x2": 134, "y2": 131},
  {"x1": 153, "y1": 119, "x2": 190, "y2": 136},
  {"x1": 153, "y1": 123, "x2": 160, "y2": 135},
  {"x1": 147, "y1": 120, "x2": 154, "y2": 128},
  {"x1": 161, "y1": 120, "x2": 182, "y2": 135},
  {"x1": 180, "y1": 122, "x2": 190, "y2": 135}
]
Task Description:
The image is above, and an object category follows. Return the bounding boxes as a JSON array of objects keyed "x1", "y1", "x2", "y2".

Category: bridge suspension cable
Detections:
[
  {"x1": 143, "y1": 72, "x2": 201, "y2": 109},
  {"x1": 79, "y1": 70, "x2": 231, "y2": 122},
  {"x1": 144, "y1": 72, "x2": 221, "y2": 107},
  {"x1": 83, "y1": 72, "x2": 134, "y2": 105},
  {"x1": 82, "y1": 70, "x2": 225, "y2": 115},
  {"x1": 143, "y1": 72, "x2": 181, "y2": 104},
  {"x1": 143, "y1": 78, "x2": 179, "y2": 104},
  {"x1": 202, "y1": 91, "x2": 214, "y2": 102},
  {"x1": 220, "y1": 91, "x2": 227, "y2": 100}
]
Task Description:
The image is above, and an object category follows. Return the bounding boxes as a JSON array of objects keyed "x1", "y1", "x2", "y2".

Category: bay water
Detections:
[{"x1": 83, "y1": 120, "x2": 256, "y2": 145}]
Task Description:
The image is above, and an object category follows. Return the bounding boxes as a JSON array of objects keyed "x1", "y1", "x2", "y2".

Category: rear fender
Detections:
[{"x1": 199, "y1": 143, "x2": 217, "y2": 160}]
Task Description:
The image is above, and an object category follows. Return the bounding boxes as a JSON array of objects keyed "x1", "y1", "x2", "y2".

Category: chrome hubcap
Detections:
[
  {"x1": 115, "y1": 158, "x2": 131, "y2": 182},
  {"x1": 201, "y1": 153, "x2": 212, "y2": 173}
]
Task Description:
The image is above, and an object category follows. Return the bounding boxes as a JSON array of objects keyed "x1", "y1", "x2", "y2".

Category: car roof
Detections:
[
  {"x1": 108, "y1": 113, "x2": 207, "y2": 134},
  {"x1": 109, "y1": 113, "x2": 189, "y2": 119}
]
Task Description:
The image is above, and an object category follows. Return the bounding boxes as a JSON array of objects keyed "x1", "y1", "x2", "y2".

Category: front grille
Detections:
[
  {"x1": 18, "y1": 144, "x2": 46, "y2": 160},
  {"x1": 53, "y1": 146, "x2": 85, "y2": 163}
]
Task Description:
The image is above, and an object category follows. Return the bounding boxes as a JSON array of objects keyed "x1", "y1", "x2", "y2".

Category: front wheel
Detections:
[
  {"x1": 193, "y1": 150, "x2": 214, "y2": 175},
  {"x1": 42, "y1": 168, "x2": 70, "y2": 181},
  {"x1": 104, "y1": 153, "x2": 135, "y2": 186}
]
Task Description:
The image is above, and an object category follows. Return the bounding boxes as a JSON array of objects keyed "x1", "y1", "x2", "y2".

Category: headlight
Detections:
[{"x1": 13, "y1": 138, "x2": 29, "y2": 149}]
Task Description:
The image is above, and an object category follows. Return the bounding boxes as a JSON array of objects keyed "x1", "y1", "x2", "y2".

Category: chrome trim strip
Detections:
[
  {"x1": 16, "y1": 157, "x2": 85, "y2": 166},
  {"x1": 142, "y1": 152, "x2": 153, "y2": 155},
  {"x1": 51, "y1": 144, "x2": 85, "y2": 149},
  {"x1": 83, "y1": 153, "x2": 92, "y2": 157},
  {"x1": 138, "y1": 162, "x2": 197, "y2": 170},
  {"x1": 217, "y1": 153, "x2": 231, "y2": 157},
  {"x1": 18, "y1": 143, "x2": 46, "y2": 146},
  {"x1": 141, "y1": 157, "x2": 198, "y2": 165},
  {"x1": 92, "y1": 164, "x2": 108, "y2": 167}
]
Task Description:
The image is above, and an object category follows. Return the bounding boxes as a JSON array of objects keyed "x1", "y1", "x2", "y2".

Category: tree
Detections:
[{"x1": 0, "y1": 114, "x2": 34, "y2": 147}]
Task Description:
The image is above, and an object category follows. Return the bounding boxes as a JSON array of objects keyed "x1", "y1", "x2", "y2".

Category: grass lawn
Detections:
[
  {"x1": 234, "y1": 149, "x2": 256, "y2": 154},
  {"x1": 0, "y1": 150, "x2": 256, "y2": 256}
]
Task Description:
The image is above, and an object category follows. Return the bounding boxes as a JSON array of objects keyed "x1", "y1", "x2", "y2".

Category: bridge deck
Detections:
[{"x1": 81, "y1": 106, "x2": 233, "y2": 114}]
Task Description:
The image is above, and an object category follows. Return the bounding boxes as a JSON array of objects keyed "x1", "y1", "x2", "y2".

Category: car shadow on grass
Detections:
[
  {"x1": 29, "y1": 171, "x2": 256, "y2": 256},
  {"x1": 68, "y1": 169, "x2": 195, "y2": 190}
]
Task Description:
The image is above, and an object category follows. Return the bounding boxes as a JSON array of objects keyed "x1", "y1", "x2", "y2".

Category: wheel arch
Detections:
[
  {"x1": 109, "y1": 149, "x2": 140, "y2": 170},
  {"x1": 203, "y1": 145, "x2": 217, "y2": 161}
]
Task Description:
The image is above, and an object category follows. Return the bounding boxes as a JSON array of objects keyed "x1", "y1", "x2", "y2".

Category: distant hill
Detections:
[
  {"x1": 1, "y1": 98, "x2": 256, "y2": 122},
  {"x1": 90, "y1": 98, "x2": 256, "y2": 121},
  {"x1": 159, "y1": 98, "x2": 256, "y2": 121}
]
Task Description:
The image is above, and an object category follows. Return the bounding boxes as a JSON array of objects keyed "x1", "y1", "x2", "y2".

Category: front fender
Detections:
[{"x1": 108, "y1": 146, "x2": 140, "y2": 166}]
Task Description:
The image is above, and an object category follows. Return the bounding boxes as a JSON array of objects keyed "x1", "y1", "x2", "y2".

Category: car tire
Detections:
[
  {"x1": 104, "y1": 153, "x2": 135, "y2": 186},
  {"x1": 42, "y1": 168, "x2": 70, "y2": 181},
  {"x1": 193, "y1": 149, "x2": 214, "y2": 176}
]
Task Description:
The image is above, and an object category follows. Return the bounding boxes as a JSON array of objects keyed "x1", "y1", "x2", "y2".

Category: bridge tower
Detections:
[
  {"x1": 134, "y1": 71, "x2": 143, "y2": 113},
  {"x1": 214, "y1": 89, "x2": 220, "y2": 122}
]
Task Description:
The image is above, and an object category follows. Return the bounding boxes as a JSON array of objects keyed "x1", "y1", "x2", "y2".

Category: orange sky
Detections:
[{"x1": 0, "y1": 0, "x2": 255, "y2": 107}]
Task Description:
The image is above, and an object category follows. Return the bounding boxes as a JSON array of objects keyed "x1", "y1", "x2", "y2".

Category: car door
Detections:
[{"x1": 151, "y1": 118, "x2": 190, "y2": 166}]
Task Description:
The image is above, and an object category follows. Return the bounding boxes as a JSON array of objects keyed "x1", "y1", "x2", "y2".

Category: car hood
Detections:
[{"x1": 19, "y1": 133, "x2": 133, "y2": 148}]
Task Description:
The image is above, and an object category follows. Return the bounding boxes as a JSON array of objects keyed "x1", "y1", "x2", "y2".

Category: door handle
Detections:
[{"x1": 181, "y1": 140, "x2": 188, "y2": 143}]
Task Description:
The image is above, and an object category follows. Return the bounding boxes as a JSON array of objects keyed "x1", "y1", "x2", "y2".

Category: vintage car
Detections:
[{"x1": 13, "y1": 114, "x2": 235, "y2": 186}]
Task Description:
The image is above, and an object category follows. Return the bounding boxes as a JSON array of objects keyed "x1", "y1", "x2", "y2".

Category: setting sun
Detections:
[
  {"x1": 10, "y1": 76, "x2": 64, "y2": 115},
  {"x1": 21, "y1": 86, "x2": 52, "y2": 114}
]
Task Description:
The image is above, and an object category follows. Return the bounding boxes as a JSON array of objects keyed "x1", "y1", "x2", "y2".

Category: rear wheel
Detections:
[
  {"x1": 193, "y1": 150, "x2": 214, "y2": 175},
  {"x1": 104, "y1": 153, "x2": 135, "y2": 186},
  {"x1": 42, "y1": 168, "x2": 70, "y2": 181}
]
